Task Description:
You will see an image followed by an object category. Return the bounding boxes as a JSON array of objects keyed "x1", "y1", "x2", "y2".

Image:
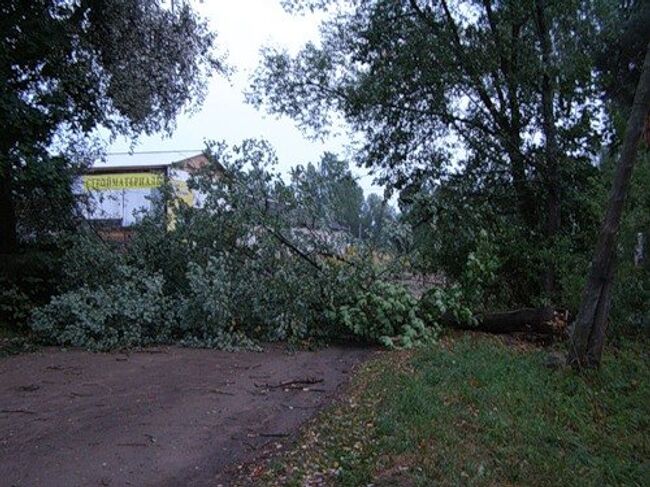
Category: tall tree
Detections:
[
  {"x1": 0, "y1": 0, "x2": 220, "y2": 253},
  {"x1": 249, "y1": 0, "x2": 612, "y2": 303},
  {"x1": 291, "y1": 153, "x2": 364, "y2": 234},
  {"x1": 568, "y1": 42, "x2": 650, "y2": 368}
]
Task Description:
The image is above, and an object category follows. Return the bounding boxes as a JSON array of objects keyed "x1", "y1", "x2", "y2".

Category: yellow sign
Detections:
[
  {"x1": 83, "y1": 172, "x2": 164, "y2": 191},
  {"x1": 167, "y1": 180, "x2": 195, "y2": 230}
]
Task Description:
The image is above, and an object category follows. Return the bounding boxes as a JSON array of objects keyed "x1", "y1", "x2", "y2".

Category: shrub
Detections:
[
  {"x1": 0, "y1": 249, "x2": 66, "y2": 332},
  {"x1": 0, "y1": 283, "x2": 32, "y2": 327},
  {"x1": 418, "y1": 286, "x2": 476, "y2": 327}
]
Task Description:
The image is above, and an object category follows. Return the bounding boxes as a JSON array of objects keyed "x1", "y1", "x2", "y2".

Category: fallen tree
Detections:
[{"x1": 442, "y1": 307, "x2": 569, "y2": 336}]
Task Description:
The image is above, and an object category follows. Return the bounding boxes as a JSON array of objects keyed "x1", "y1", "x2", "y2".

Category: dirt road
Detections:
[{"x1": 0, "y1": 344, "x2": 370, "y2": 486}]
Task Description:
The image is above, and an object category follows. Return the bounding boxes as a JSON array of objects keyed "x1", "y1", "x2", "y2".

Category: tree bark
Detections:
[
  {"x1": 0, "y1": 159, "x2": 18, "y2": 254},
  {"x1": 534, "y1": 0, "x2": 561, "y2": 298},
  {"x1": 568, "y1": 41, "x2": 650, "y2": 368},
  {"x1": 442, "y1": 306, "x2": 566, "y2": 335}
]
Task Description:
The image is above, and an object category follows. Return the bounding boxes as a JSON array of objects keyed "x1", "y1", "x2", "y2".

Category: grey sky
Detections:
[{"x1": 105, "y1": 0, "x2": 380, "y2": 195}]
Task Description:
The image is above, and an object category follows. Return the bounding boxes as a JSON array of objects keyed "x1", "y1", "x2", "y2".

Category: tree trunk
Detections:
[
  {"x1": 634, "y1": 232, "x2": 645, "y2": 267},
  {"x1": 534, "y1": 0, "x2": 561, "y2": 298},
  {"x1": 0, "y1": 159, "x2": 18, "y2": 254},
  {"x1": 508, "y1": 143, "x2": 537, "y2": 228},
  {"x1": 442, "y1": 306, "x2": 567, "y2": 336},
  {"x1": 568, "y1": 41, "x2": 650, "y2": 368}
]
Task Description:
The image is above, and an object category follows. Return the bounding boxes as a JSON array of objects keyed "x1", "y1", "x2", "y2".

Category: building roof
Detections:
[{"x1": 86, "y1": 152, "x2": 223, "y2": 175}]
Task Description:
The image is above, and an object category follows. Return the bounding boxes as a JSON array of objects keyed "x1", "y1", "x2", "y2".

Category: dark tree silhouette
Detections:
[
  {"x1": 0, "y1": 0, "x2": 220, "y2": 253},
  {"x1": 568, "y1": 42, "x2": 650, "y2": 368}
]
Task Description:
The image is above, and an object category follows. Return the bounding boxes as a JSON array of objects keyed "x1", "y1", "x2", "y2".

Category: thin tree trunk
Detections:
[
  {"x1": 568, "y1": 41, "x2": 650, "y2": 368},
  {"x1": 508, "y1": 142, "x2": 536, "y2": 229},
  {"x1": 534, "y1": 0, "x2": 561, "y2": 298},
  {"x1": 0, "y1": 159, "x2": 18, "y2": 254}
]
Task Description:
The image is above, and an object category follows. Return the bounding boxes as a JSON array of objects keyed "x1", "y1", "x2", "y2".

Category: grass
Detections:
[{"x1": 246, "y1": 333, "x2": 649, "y2": 486}]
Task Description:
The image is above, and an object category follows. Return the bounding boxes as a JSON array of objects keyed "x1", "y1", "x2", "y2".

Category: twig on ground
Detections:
[
  {"x1": 255, "y1": 378, "x2": 324, "y2": 389},
  {"x1": 233, "y1": 363, "x2": 262, "y2": 370},
  {"x1": 1, "y1": 409, "x2": 36, "y2": 415},
  {"x1": 69, "y1": 391, "x2": 93, "y2": 398},
  {"x1": 248, "y1": 389, "x2": 267, "y2": 396},
  {"x1": 209, "y1": 388, "x2": 235, "y2": 396}
]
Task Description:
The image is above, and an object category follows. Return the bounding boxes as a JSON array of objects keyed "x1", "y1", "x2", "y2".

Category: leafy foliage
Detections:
[
  {"x1": 415, "y1": 233, "x2": 497, "y2": 328},
  {"x1": 29, "y1": 140, "x2": 442, "y2": 351},
  {"x1": 31, "y1": 266, "x2": 174, "y2": 351},
  {"x1": 330, "y1": 281, "x2": 437, "y2": 349}
]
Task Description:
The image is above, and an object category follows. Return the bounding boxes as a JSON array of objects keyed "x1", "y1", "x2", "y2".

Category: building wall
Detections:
[
  {"x1": 79, "y1": 170, "x2": 166, "y2": 228},
  {"x1": 78, "y1": 154, "x2": 216, "y2": 239}
]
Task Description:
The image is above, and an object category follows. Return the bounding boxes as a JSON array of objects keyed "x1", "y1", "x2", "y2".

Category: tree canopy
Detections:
[
  {"x1": 0, "y1": 0, "x2": 221, "y2": 252},
  {"x1": 249, "y1": 0, "x2": 649, "y2": 305}
]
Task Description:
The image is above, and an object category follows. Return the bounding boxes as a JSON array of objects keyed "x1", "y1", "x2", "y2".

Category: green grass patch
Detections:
[{"x1": 249, "y1": 333, "x2": 649, "y2": 486}]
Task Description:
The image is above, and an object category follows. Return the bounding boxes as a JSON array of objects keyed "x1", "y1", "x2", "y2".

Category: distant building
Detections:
[{"x1": 78, "y1": 152, "x2": 222, "y2": 241}]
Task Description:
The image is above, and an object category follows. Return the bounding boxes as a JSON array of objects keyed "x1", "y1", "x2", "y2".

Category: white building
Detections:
[{"x1": 78, "y1": 152, "x2": 221, "y2": 240}]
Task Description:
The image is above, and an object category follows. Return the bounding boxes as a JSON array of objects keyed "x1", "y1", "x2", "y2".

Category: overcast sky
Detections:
[{"x1": 105, "y1": 0, "x2": 380, "y2": 195}]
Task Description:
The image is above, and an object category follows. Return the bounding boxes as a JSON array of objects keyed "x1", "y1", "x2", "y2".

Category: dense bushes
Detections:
[
  {"x1": 31, "y1": 267, "x2": 175, "y2": 351},
  {"x1": 609, "y1": 154, "x2": 650, "y2": 337},
  {"x1": 0, "y1": 249, "x2": 65, "y2": 333},
  {"x1": 404, "y1": 151, "x2": 649, "y2": 340}
]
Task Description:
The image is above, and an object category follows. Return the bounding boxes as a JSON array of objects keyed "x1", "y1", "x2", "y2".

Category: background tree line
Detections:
[{"x1": 290, "y1": 152, "x2": 398, "y2": 247}]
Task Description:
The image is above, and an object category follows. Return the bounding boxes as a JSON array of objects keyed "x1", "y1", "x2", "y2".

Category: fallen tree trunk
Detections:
[{"x1": 442, "y1": 307, "x2": 568, "y2": 336}]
